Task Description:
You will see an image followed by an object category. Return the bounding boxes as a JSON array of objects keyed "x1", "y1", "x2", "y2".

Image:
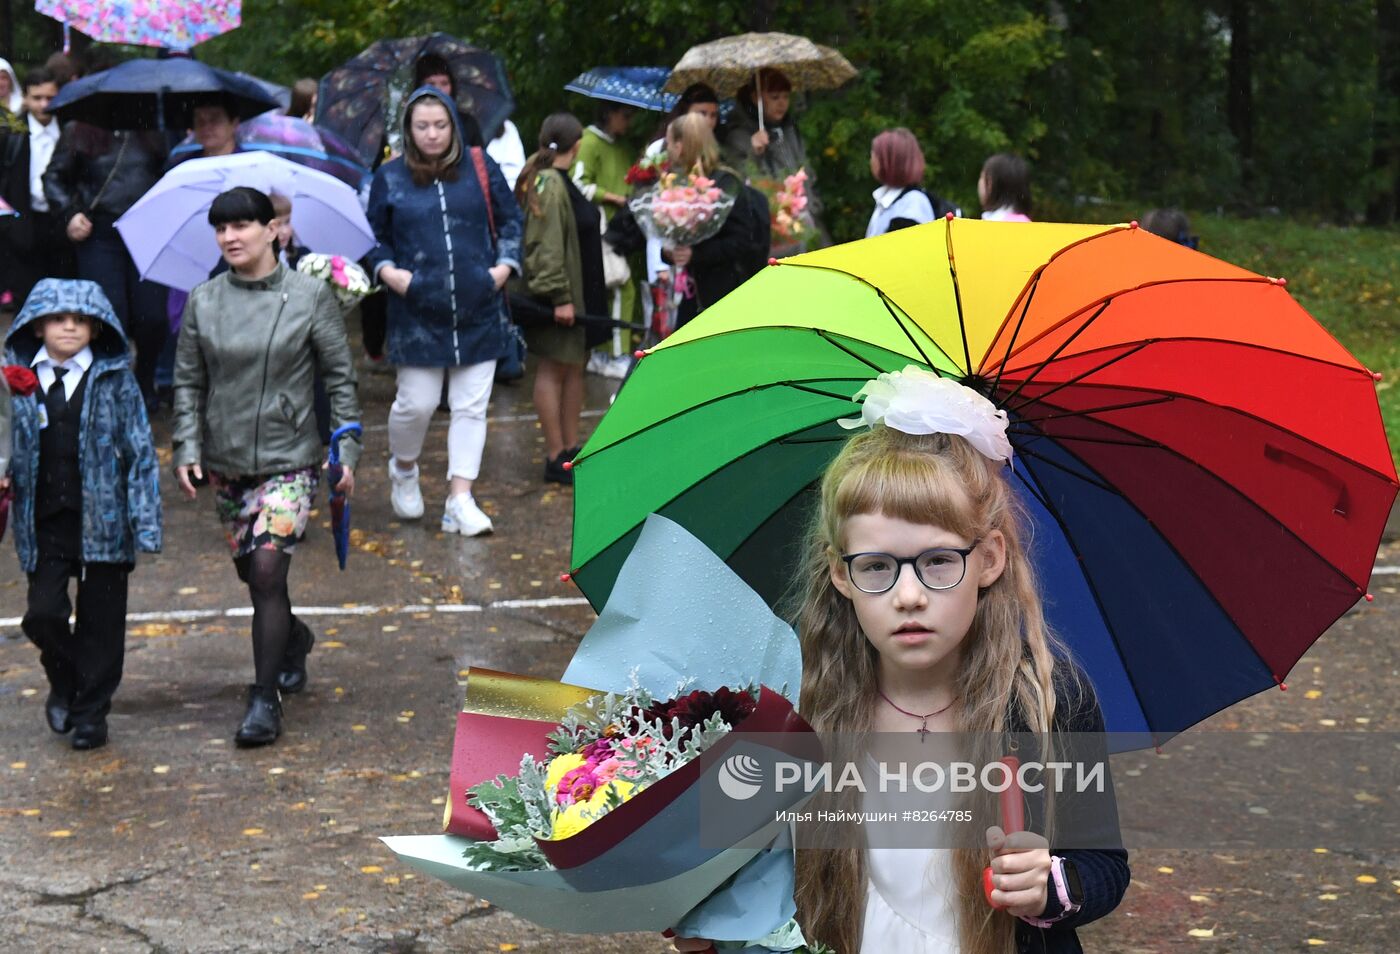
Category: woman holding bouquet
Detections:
[
  {"x1": 514, "y1": 113, "x2": 608, "y2": 484},
  {"x1": 662, "y1": 114, "x2": 769, "y2": 327},
  {"x1": 173, "y1": 187, "x2": 362, "y2": 746},
  {"x1": 367, "y1": 87, "x2": 523, "y2": 534}
]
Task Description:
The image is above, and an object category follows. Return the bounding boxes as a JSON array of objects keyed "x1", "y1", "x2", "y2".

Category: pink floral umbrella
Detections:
[{"x1": 35, "y1": 0, "x2": 241, "y2": 51}]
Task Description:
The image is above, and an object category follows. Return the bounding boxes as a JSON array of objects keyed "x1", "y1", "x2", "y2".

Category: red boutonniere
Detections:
[{"x1": 3, "y1": 364, "x2": 38, "y2": 397}]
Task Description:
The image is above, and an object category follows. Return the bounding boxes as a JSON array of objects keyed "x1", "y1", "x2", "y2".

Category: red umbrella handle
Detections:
[{"x1": 983, "y1": 755, "x2": 1023, "y2": 910}]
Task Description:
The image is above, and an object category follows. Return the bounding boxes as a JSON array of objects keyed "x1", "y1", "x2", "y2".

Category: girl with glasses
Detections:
[{"x1": 673, "y1": 370, "x2": 1129, "y2": 953}]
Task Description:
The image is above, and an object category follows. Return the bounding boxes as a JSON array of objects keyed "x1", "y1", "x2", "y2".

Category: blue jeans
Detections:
[{"x1": 74, "y1": 216, "x2": 168, "y2": 400}]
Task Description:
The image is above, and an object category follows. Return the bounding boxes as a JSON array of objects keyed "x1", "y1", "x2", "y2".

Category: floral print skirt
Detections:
[{"x1": 210, "y1": 467, "x2": 318, "y2": 558}]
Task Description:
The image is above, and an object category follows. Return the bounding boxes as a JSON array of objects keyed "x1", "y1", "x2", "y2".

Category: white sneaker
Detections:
[
  {"x1": 443, "y1": 493, "x2": 493, "y2": 536},
  {"x1": 586, "y1": 351, "x2": 610, "y2": 376},
  {"x1": 388, "y1": 460, "x2": 424, "y2": 519},
  {"x1": 603, "y1": 354, "x2": 632, "y2": 379}
]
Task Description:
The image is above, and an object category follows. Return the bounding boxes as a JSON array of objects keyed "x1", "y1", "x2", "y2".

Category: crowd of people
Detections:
[{"x1": 0, "y1": 40, "x2": 1149, "y2": 952}]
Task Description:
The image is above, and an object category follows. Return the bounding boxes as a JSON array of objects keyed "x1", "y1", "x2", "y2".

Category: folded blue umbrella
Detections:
[
  {"x1": 326, "y1": 423, "x2": 363, "y2": 570},
  {"x1": 565, "y1": 66, "x2": 678, "y2": 112}
]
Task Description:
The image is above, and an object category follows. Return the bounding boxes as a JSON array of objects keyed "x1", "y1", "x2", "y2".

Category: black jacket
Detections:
[
  {"x1": 0, "y1": 120, "x2": 40, "y2": 246},
  {"x1": 41, "y1": 122, "x2": 167, "y2": 224}
]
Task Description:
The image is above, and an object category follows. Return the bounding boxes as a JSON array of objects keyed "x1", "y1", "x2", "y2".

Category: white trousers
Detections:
[{"x1": 388, "y1": 362, "x2": 496, "y2": 482}]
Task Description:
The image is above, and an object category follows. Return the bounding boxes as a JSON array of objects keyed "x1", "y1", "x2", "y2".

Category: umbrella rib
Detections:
[
  {"x1": 1009, "y1": 430, "x2": 1161, "y2": 450},
  {"x1": 998, "y1": 299, "x2": 1116, "y2": 410},
  {"x1": 1011, "y1": 395, "x2": 1176, "y2": 426},
  {"x1": 786, "y1": 383, "x2": 866, "y2": 403},
  {"x1": 945, "y1": 219, "x2": 974, "y2": 374},
  {"x1": 778, "y1": 261, "x2": 949, "y2": 370},
  {"x1": 815, "y1": 329, "x2": 894, "y2": 374},
  {"x1": 1012, "y1": 446, "x2": 1127, "y2": 498},
  {"x1": 998, "y1": 275, "x2": 1276, "y2": 369},
  {"x1": 1004, "y1": 341, "x2": 1151, "y2": 416},
  {"x1": 989, "y1": 273, "x2": 1041, "y2": 391},
  {"x1": 1008, "y1": 462, "x2": 1054, "y2": 513}
]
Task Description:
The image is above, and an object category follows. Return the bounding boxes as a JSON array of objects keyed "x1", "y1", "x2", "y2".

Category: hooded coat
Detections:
[
  {"x1": 4, "y1": 279, "x2": 162, "y2": 573},
  {"x1": 366, "y1": 87, "x2": 523, "y2": 367},
  {"x1": 0, "y1": 58, "x2": 21, "y2": 117}
]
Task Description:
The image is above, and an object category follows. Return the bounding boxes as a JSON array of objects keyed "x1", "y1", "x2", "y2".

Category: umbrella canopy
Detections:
[
  {"x1": 50, "y1": 58, "x2": 281, "y2": 131},
  {"x1": 664, "y1": 32, "x2": 856, "y2": 97},
  {"x1": 568, "y1": 219, "x2": 1397, "y2": 746},
  {"x1": 565, "y1": 66, "x2": 736, "y2": 120},
  {"x1": 115, "y1": 151, "x2": 375, "y2": 292},
  {"x1": 316, "y1": 32, "x2": 514, "y2": 166},
  {"x1": 167, "y1": 115, "x2": 371, "y2": 189},
  {"x1": 36, "y1": 0, "x2": 241, "y2": 51}
]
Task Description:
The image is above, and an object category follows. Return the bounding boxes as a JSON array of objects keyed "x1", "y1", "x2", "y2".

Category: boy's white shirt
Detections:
[{"x1": 31, "y1": 345, "x2": 94, "y2": 401}]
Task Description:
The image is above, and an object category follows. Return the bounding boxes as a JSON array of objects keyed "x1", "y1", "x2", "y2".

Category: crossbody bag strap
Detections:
[{"x1": 469, "y1": 146, "x2": 496, "y2": 246}]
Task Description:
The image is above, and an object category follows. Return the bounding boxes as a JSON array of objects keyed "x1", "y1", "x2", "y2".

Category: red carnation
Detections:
[{"x1": 3, "y1": 365, "x2": 38, "y2": 397}]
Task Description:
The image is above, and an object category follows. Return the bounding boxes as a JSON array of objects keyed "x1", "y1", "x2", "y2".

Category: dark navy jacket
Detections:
[
  {"x1": 5, "y1": 279, "x2": 162, "y2": 572},
  {"x1": 366, "y1": 87, "x2": 522, "y2": 367}
]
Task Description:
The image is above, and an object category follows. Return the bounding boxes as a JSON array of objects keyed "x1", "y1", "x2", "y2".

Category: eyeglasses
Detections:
[{"x1": 840, "y1": 541, "x2": 980, "y2": 594}]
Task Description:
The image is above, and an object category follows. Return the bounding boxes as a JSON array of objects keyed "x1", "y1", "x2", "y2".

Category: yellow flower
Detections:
[
  {"x1": 545, "y1": 779, "x2": 637, "y2": 840},
  {"x1": 544, "y1": 753, "x2": 586, "y2": 791}
]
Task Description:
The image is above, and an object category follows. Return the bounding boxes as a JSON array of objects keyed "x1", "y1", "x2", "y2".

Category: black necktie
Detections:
[{"x1": 46, "y1": 366, "x2": 68, "y2": 415}]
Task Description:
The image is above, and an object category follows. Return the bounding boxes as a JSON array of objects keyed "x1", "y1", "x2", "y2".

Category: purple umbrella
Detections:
[{"x1": 168, "y1": 115, "x2": 370, "y2": 189}]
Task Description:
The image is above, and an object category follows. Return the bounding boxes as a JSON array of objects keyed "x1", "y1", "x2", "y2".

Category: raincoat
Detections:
[
  {"x1": 366, "y1": 87, "x2": 523, "y2": 367},
  {"x1": 4, "y1": 279, "x2": 162, "y2": 572}
]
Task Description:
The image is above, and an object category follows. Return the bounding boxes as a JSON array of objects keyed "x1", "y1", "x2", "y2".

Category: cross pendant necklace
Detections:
[{"x1": 878, "y1": 688, "x2": 957, "y2": 742}]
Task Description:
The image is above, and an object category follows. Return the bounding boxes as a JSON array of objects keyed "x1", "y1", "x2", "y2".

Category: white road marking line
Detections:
[
  {"x1": 1371, "y1": 565, "x2": 1400, "y2": 575},
  {"x1": 0, "y1": 596, "x2": 594, "y2": 630},
  {"x1": 361, "y1": 408, "x2": 606, "y2": 433}
]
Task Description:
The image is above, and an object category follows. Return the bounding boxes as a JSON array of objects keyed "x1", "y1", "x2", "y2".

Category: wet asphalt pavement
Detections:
[{"x1": 1, "y1": 325, "x2": 1397, "y2": 952}]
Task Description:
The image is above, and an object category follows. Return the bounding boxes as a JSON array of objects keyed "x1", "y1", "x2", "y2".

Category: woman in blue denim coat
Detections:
[{"x1": 367, "y1": 86, "x2": 522, "y2": 537}]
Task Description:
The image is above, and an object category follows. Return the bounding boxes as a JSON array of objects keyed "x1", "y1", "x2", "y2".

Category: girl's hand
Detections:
[
  {"x1": 0, "y1": 475, "x2": 10, "y2": 492},
  {"x1": 381, "y1": 266, "x2": 413, "y2": 297},
  {"x1": 985, "y1": 825, "x2": 1051, "y2": 917},
  {"x1": 669, "y1": 936, "x2": 716, "y2": 953},
  {"x1": 553, "y1": 303, "x2": 576, "y2": 326},
  {"x1": 750, "y1": 129, "x2": 770, "y2": 155},
  {"x1": 606, "y1": 192, "x2": 628, "y2": 208},
  {"x1": 669, "y1": 245, "x2": 693, "y2": 267},
  {"x1": 175, "y1": 463, "x2": 203, "y2": 500},
  {"x1": 488, "y1": 264, "x2": 511, "y2": 290}
]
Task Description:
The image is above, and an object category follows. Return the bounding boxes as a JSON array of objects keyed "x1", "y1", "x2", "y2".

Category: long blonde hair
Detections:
[{"x1": 792, "y1": 426, "x2": 1071, "y2": 954}]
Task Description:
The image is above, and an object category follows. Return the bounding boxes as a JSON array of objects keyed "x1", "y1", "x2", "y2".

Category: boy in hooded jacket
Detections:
[{"x1": 4, "y1": 278, "x2": 162, "y2": 750}]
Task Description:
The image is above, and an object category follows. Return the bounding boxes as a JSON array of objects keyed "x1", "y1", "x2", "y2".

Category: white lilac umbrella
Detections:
[{"x1": 115, "y1": 151, "x2": 374, "y2": 292}]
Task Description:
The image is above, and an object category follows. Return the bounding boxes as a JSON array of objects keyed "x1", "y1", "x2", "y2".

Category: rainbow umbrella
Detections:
[
  {"x1": 36, "y1": 0, "x2": 241, "y2": 51},
  {"x1": 567, "y1": 219, "x2": 1397, "y2": 745}
]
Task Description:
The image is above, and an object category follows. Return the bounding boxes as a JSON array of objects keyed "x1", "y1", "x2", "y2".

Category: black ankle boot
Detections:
[
  {"x1": 276, "y1": 619, "x2": 316, "y2": 695},
  {"x1": 235, "y1": 684, "x2": 282, "y2": 747}
]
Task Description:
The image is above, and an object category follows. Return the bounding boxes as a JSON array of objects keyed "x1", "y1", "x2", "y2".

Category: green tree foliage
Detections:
[{"x1": 6, "y1": 0, "x2": 1397, "y2": 235}]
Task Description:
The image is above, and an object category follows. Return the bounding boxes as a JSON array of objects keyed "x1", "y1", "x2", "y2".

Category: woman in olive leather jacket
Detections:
[{"x1": 172, "y1": 187, "x2": 361, "y2": 749}]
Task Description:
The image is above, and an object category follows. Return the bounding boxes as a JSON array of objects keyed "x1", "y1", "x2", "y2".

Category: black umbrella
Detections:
[
  {"x1": 50, "y1": 59, "x2": 282, "y2": 131},
  {"x1": 507, "y1": 293, "x2": 645, "y2": 331}
]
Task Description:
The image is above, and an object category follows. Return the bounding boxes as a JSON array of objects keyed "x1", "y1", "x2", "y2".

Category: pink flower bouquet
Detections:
[{"x1": 629, "y1": 172, "x2": 737, "y2": 247}]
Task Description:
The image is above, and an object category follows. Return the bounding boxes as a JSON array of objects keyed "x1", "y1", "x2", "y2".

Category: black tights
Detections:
[{"x1": 234, "y1": 550, "x2": 293, "y2": 690}]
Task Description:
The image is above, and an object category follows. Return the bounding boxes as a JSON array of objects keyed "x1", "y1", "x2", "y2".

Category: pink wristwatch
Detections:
[{"x1": 1019, "y1": 855, "x2": 1083, "y2": 928}]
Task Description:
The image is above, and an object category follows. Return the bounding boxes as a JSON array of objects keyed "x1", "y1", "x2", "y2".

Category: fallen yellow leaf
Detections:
[
  {"x1": 360, "y1": 865, "x2": 383, "y2": 874},
  {"x1": 1303, "y1": 689, "x2": 1322, "y2": 699},
  {"x1": 1187, "y1": 925, "x2": 1216, "y2": 938},
  {"x1": 1317, "y1": 893, "x2": 1338, "y2": 901},
  {"x1": 243, "y1": 828, "x2": 264, "y2": 836},
  {"x1": 381, "y1": 625, "x2": 399, "y2": 633},
  {"x1": 322, "y1": 640, "x2": 346, "y2": 649},
  {"x1": 268, "y1": 767, "x2": 286, "y2": 775},
  {"x1": 178, "y1": 586, "x2": 199, "y2": 595},
  {"x1": 20, "y1": 809, "x2": 41, "y2": 817},
  {"x1": 1157, "y1": 866, "x2": 1174, "y2": 874},
  {"x1": 152, "y1": 765, "x2": 171, "y2": 774},
  {"x1": 1189, "y1": 894, "x2": 1210, "y2": 902},
  {"x1": 500, "y1": 945, "x2": 520, "y2": 952},
  {"x1": 351, "y1": 724, "x2": 367, "y2": 732},
  {"x1": 1306, "y1": 940, "x2": 1327, "y2": 947},
  {"x1": 1356, "y1": 874, "x2": 1378, "y2": 884},
  {"x1": 10, "y1": 761, "x2": 26, "y2": 769},
  {"x1": 20, "y1": 688, "x2": 38, "y2": 696},
  {"x1": 302, "y1": 892, "x2": 320, "y2": 900},
  {"x1": 48, "y1": 830, "x2": 73, "y2": 838}
]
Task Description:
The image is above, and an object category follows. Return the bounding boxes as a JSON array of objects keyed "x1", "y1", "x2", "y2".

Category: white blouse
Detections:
[
  {"x1": 866, "y1": 184, "x2": 936, "y2": 238},
  {"x1": 860, "y1": 769, "x2": 961, "y2": 952}
]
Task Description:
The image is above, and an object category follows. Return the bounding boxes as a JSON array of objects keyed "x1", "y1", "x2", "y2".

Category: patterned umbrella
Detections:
[
  {"x1": 316, "y1": 33, "x2": 514, "y2": 167},
  {"x1": 35, "y1": 0, "x2": 241, "y2": 51},
  {"x1": 167, "y1": 115, "x2": 371, "y2": 189},
  {"x1": 664, "y1": 32, "x2": 856, "y2": 98},
  {"x1": 565, "y1": 66, "x2": 736, "y2": 121}
]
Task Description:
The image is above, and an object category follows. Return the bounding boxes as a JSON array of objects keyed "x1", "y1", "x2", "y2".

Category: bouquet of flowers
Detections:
[
  {"x1": 296, "y1": 253, "x2": 373, "y2": 311},
  {"x1": 624, "y1": 151, "x2": 669, "y2": 187},
  {"x1": 383, "y1": 515, "x2": 827, "y2": 950},
  {"x1": 751, "y1": 168, "x2": 814, "y2": 254},
  {"x1": 629, "y1": 170, "x2": 737, "y2": 247}
]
